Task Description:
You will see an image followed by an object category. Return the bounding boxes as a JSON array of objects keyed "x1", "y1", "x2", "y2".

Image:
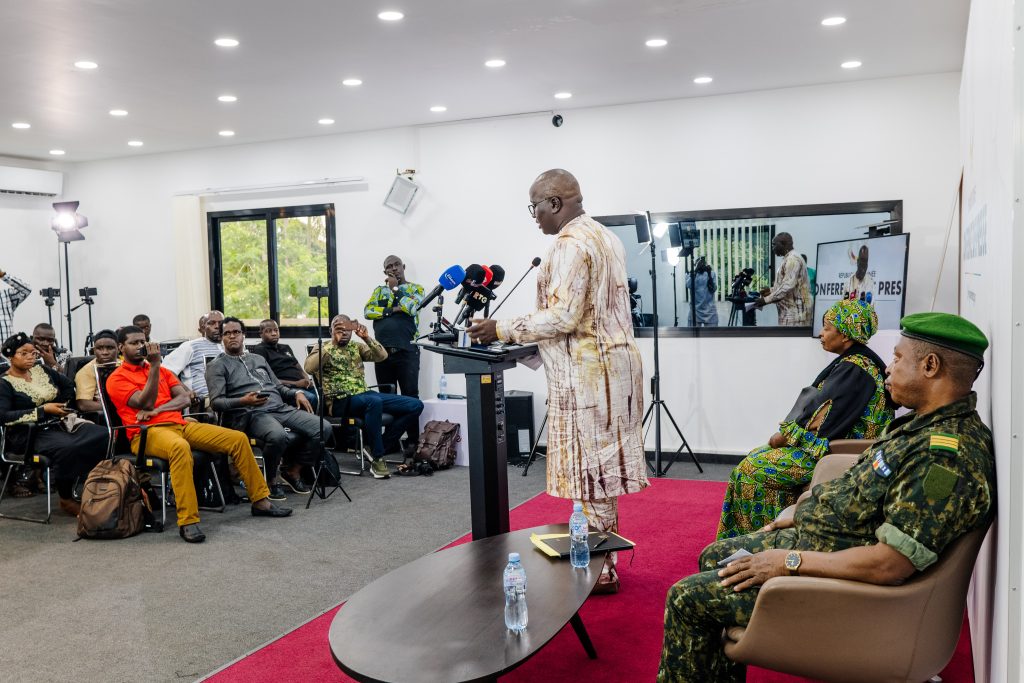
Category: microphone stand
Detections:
[{"x1": 486, "y1": 260, "x2": 539, "y2": 319}]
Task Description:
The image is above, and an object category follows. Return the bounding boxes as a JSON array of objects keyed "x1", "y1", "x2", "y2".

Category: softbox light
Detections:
[{"x1": 51, "y1": 201, "x2": 88, "y2": 242}]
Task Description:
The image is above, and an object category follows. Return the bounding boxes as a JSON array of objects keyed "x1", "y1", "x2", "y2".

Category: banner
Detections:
[{"x1": 812, "y1": 234, "x2": 909, "y2": 335}]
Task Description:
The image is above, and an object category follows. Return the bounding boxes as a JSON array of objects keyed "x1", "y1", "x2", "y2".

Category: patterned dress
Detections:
[
  {"x1": 716, "y1": 344, "x2": 894, "y2": 538},
  {"x1": 765, "y1": 250, "x2": 812, "y2": 326}
]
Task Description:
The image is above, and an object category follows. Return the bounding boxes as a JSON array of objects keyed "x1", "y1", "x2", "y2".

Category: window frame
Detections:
[{"x1": 207, "y1": 203, "x2": 338, "y2": 338}]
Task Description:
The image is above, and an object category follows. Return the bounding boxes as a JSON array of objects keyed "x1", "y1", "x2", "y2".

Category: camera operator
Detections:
[{"x1": 684, "y1": 256, "x2": 718, "y2": 327}]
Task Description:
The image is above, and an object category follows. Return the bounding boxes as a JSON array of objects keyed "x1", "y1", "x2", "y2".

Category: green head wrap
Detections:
[{"x1": 823, "y1": 299, "x2": 878, "y2": 345}]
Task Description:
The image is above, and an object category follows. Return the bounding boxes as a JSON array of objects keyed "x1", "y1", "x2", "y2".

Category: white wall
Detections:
[{"x1": 56, "y1": 72, "x2": 961, "y2": 454}]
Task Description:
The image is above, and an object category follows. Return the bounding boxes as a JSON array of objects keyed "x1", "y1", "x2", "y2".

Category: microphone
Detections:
[
  {"x1": 454, "y1": 286, "x2": 494, "y2": 326},
  {"x1": 416, "y1": 264, "x2": 467, "y2": 312},
  {"x1": 486, "y1": 257, "x2": 541, "y2": 319},
  {"x1": 488, "y1": 265, "x2": 506, "y2": 290},
  {"x1": 455, "y1": 263, "x2": 489, "y2": 305}
]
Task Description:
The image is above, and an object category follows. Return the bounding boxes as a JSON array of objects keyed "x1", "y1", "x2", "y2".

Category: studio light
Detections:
[
  {"x1": 652, "y1": 223, "x2": 670, "y2": 239},
  {"x1": 51, "y1": 201, "x2": 88, "y2": 242}
]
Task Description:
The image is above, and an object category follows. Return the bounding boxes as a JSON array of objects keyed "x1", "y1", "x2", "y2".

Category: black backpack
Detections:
[{"x1": 413, "y1": 420, "x2": 461, "y2": 470}]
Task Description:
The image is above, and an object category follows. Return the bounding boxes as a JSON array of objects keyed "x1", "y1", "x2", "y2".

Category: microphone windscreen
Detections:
[
  {"x1": 531, "y1": 257, "x2": 542, "y2": 267},
  {"x1": 489, "y1": 265, "x2": 506, "y2": 286},
  {"x1": 439, "y1": 264, "x2": 467, "y2": 290},
  {"x1": 464, "y1": 263, "x2": 486, "y2": 284},
  {"x1": 479, "y1": 265, "x2": 493, "y2": 286}
]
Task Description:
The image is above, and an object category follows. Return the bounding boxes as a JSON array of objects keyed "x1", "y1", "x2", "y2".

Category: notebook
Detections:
[{"x1": 530, "y1": 531, "x2": 635, "y2": 559}]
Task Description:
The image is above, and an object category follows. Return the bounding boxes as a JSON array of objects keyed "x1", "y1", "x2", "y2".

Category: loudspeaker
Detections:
[
  {"x1": 504, "y1": 390, "x2": 535, "y2": 462},
  {"x1": 634, "y1": 214, "x2": 651, "y2": 244}
]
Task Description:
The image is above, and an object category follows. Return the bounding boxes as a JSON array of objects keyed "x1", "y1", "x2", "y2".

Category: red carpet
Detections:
[{"x1": 206, "y1": 479, "x2": 974, "y2": 682}]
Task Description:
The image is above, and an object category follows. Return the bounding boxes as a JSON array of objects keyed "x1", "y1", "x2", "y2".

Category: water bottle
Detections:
[
  {"x1": 503, "y1": 552, "x2": 528, "y2": 633},
  {"x1": 569, "y1": 502, "x2": 590, "y2": 569},
  {"x1": 438, "y1": 373, "x2": 448, "y2": 400}
]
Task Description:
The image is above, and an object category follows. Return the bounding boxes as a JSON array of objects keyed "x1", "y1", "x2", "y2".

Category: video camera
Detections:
[{"x1": 729, "y1": 268, "x2": 755, "y2": 294}]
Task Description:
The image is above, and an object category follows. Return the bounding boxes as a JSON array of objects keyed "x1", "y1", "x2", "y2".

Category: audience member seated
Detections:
[
  {"x1": 717, "y1": 299, "x2": 895, "y2": 539},
  {"x1": 206, "y1": 317, "x2": 332, "y2": 500},
  {"x1": 305, "y1": 314, "x2": 423, "y2": 480},
  {"x1": 32, "y1": 322, "x2": 70, "y2": 372},
  {"x1": 0, "y1": 332, "x2": 107, "y2": 516},
  {"x1": 106, "y1": 325, "x2": 291, "y2": 543},
  {"x1": 132, "y1": 313, "x2": 152, "y2": 341},
  {"x1": 656, "y1": 313, "x2": 995, "y2": 683},
  {"x1": 248, "y1": 319, "x2": 317, "y2": 411},
  {"x1": 74, "y1": 329, "x2": 120, "y2": 413},
  {"x1": 162, "y1": 310, "x2": 224, "y2": 403}
]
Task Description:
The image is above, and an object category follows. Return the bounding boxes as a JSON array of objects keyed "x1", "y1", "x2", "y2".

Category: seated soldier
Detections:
[
  {"x1": 656, "y1": 312, "x2": 996, "y2": 683},
  {"x1": 106, "y1": 325, "x2": 291, "y2": 544},
  {"x1": 305, "y1": 314, "x2": 423, "y2": 480},
  {"x1": 248, "y1": 319, "x2": 317, "y2": 411},
  {"x1": 206, "y1": 317, "x2": 333, "y2": 500},
  {"x1": 75, "y1": 328, "x2": 120, "y2": 413}
]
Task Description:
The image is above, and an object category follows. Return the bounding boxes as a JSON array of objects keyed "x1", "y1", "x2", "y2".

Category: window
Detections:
[{"x1": 208, "y1": 204, "x2": 338, "y2": 336}]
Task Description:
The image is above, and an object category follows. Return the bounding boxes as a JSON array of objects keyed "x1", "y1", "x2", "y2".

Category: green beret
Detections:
[{"x1": 900, "y1": 312, "x2": 988, "y2": 362}]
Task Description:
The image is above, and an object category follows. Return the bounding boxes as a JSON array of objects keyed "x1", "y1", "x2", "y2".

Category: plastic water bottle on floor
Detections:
[
  {"x1": 438, "y1": 373, "x2": 448, "y2": 400},
  {"x1": 569, "y1": 502, "x2": 590, "y2": 569},
  {"x1": 503, "y1": 552, "x2": 528, "y2": 633}
]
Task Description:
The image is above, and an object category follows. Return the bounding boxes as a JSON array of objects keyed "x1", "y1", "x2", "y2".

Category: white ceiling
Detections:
[{"x1": 0, "y1": 0, "x2": 969, "y2": 162}]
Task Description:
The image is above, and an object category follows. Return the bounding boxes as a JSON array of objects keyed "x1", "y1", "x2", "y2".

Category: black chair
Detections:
[
  {"x1": 322, "y1": 384, "x2": 399, "y2": 474},
  {"x1": 94, "y1": 363, "x2": 226, "y2": 527},
  {"x1": 63, "y1": 355, "x2": 93, "y2": 382},
  {"x1": 0, "y1": 423, "x2": 55, "y2": 524}
]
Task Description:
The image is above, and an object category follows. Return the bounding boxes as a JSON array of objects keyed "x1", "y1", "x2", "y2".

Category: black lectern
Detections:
[{"x1": 420, "y1": 342, "x2": 540, "y2": 540}]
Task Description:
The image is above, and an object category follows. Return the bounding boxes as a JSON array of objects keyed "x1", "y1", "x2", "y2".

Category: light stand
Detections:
[
  {"x1": 635, "y1": 212, "x2": 703, "y2": 477},
  {"x1": 306, "y1": 285, "x2": 351, "y2": 508},
  {"x1": 51, "y1": 201, "x2": 88, "y2": 355}
]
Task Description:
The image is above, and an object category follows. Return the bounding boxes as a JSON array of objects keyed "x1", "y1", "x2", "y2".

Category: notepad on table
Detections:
[{"x1": 530, "y1": 531, "x2": 635, "y2": 558}]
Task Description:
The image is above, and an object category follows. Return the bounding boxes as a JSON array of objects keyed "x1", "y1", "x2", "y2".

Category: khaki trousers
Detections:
[{"x1": 131, "y1": 423, "x2": 270, "y2": 527}]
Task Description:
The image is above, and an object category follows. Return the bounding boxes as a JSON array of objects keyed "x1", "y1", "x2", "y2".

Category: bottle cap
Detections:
[
  {"x1": 509, "y1": 552, "x2": 520, "y2": 562},
  {"x1": 573, "y1": 502, "x2": 583, "y2": 512}
]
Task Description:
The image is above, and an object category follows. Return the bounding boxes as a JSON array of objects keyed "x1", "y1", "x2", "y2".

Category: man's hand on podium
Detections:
[{"x1": 466, "y1": 318, "x2": 498, "y2": 344}]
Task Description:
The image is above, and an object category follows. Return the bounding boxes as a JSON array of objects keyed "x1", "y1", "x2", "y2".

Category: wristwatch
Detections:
[{"x1": 784, "y1": 551, "x2": 802, "y2": 576}]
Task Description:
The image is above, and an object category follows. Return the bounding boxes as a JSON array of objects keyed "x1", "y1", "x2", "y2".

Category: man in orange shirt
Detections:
[{"x1": 106, "y1": 325, "x2": 291, "y2": 543}]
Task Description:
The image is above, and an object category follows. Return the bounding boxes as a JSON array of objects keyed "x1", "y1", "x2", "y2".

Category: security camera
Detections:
[{"x1": 552, "y1": 114, "x2": 564, "y2": 128}]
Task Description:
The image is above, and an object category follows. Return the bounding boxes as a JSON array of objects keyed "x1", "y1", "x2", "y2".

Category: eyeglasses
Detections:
[
  {"x1": 527, "y1": 196, "x2": 558, "y2": 218},
  {"x1": 14, "y1": 349, "x2": 39, "y2": 357}
]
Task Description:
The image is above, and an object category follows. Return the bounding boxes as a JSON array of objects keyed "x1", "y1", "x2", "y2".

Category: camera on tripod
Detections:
[
  {"x1": 39, "y1": 287, "x2": 61, "y2": 299},
  {"x1": 725, "y1": 268, "x2": 758, "y2": 327},
  {"x1": 308, "y1": 286, "x2": 330, "y2": 298},
  {"x1": 729, "y1": 268, "x2": 755, "y2": 294},
  {"x1": 79, "y1": 287, "x2": 98, "y2": 297}
]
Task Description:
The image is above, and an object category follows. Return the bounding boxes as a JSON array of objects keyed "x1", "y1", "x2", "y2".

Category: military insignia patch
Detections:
[
  {"x1": 923, "y1": 464, "x2": 958, "y2": 500},
  {"x1": 871, "y1": 450, "x2": 892, "y2": 478},
  {"x1": 929, "y1": 432, "x2": 959, "y2": 453}
]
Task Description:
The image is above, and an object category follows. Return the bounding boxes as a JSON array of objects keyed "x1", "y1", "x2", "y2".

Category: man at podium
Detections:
[{"x1": 468, "y1": 168, "x2": 649, "y2": 593}]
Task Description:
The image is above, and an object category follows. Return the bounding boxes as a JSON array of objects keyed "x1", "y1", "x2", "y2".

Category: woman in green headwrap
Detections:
[{"x1": 716, "y1": 299, "x2": 895, "y2": 539}]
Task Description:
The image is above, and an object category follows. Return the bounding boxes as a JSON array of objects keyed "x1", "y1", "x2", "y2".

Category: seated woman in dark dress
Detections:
[
  {"x1": 716, "y1": 299, "x2": 896, "y2": 539},
  {"x1": 0, "y1": 333, "x2": 108, "y2": 516}
]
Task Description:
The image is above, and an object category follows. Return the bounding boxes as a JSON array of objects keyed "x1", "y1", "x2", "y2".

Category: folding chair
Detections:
[{"x1": 0, "y1": 423, "x2": 55, "y2": 524}]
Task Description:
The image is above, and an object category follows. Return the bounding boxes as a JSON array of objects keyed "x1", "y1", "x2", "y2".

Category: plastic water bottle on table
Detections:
[
  {"x1": 503, "y1": 552, "x2": 528, "y2": 633},
  {"x1": 569, "y1": 502, "x2": 590, "y2": 569}
]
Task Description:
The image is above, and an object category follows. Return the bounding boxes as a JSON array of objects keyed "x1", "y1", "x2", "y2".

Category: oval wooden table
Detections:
[{"x1": 329, "y1": 524, "x2": 603, "y2": 683}]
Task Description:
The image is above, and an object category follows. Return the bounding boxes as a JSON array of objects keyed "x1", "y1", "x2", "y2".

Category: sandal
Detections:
[
  {"x1": 394, "y1": 463, "x2": 419, "y2": 477},
  {"x1": 10, "y1": 482, "x2": 34, "y2": 498}
]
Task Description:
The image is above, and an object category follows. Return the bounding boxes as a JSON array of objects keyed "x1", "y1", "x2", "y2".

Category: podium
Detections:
[{"x1": 420, "y1": 342, "x2": 540, "y2": 540}]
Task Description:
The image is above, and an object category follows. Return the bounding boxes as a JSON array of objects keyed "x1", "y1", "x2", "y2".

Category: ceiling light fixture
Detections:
[
  {"x1": 430, "y1": 105, "x2": 447, "y2": 113},
  {"x1": 49, "y1": 150, "x2": 66, "y2": 156},
  {"x1": 693, "y1": 76, "x2": 713, "y2": 84},
  {"x1": 841, "y1": 60, "x2": 862, "y2": 69},
  {"x1": 342, "y1": 78, "x2": 363, "y2": 87},
  {"x1": 109, "y1": 109, "x2": 128, "y2": 116},
  {"x1": 215, "y1": 37, "x2": 239, "y2": 47},
  {"x1": 318, "y1": 118, "x2": 335, "y2": 125},
  {"x1": 645, "y1": 38, "x2": 668, "y2": 48},
  {"x1": 378, "y1": 10, "x2": 404, "y2": 21},
  {"x1": 484, "y1": 59, "x2": 506, "y2": 68},
  {"x1": 74, "y1": 61, "x2": 98, "y2": 70},
  {"x1": 554, "y1": 91, "x2": 572, "y2": 99},
  {"x1": 11, "y1": 122, "x2": 31, "y2": 129},
  {"x1": 821, "y1": 17, "x2": 847, "y2": 26},
  {"x1": 128, "y1": 140, "x2": 144, "y2": 147},
  {"x1": 218, "y1": 95, "x2": 238, "y2": 103},
  {"x1": 219, "y1": 130, "x2": 235, "y2": 137}
]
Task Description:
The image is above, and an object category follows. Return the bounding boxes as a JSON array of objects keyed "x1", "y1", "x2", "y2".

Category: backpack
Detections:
[
  {"x1": 77, "y1": 459, "x2": 150, "y2": 539},
  {"x1": 414, "y1": 420, "x2": 461, "y2": 470}
]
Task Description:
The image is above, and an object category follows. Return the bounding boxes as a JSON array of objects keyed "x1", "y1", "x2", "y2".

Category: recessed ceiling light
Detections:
[
  {"x1": 821, "y1": 16, "x2": 847, "y2": 26},
  {"x1": 11, "y1": 122, "x2": 30, "y2": 129},
  {"x1": 645, "y1": 38, "x2": 668, "y2": 48},
  {"x1": 215, "y1": 37, "x2": 239, "y2": 47},
  {"x1": 693, "y1": 76, "x2": 713, "y2": 84},
  {"x1": 219, "y1": 130, "x2": 235, "y2": 137},
  {"x1": 841, "y1": 60, "x2": 862, "y2": 69},
  {"x1": 318, "y1": 118, "x2": 335, "y2": 125},
  {"x1": 430, "y1": 105, "x2": 447, "y2": 113},
  {"x1": 378, "y1": 10, "x2": 404, "y2": 21},
  {"x1": 342, "y1": 78, "x2": 363, "y2": 87},
  {"x1": 217, "y1": 95, "x2": 238, "y2": 103},
  {"x1": 109, "y1": 109, "x2": 128, "y2": 117},
  {"x1": 49, "y1": 150, "x2": 66, "y2": 156},
  {"x1": 128, "y1": 140, "x2": 144, "y2": 147},
  {"x1": 554, "y1": 92, "x2": 572, "y2": 99},
  {"x1": 484, "y1": 59, "x2": 506, "y2": 68},
  {"x1": 74, "y1": 61, "x2": 98, "y2": 70}
]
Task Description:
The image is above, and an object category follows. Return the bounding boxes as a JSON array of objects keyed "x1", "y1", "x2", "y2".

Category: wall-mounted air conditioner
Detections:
[{"x1": 0, "y1": 165, "x2": 63, "y2": 196}]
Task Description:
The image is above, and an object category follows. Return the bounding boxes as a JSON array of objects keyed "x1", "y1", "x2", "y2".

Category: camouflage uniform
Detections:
[
  {"x1": 304, "y1": 339, "x2": 387, "y2": 411},
  {"x1": 657, "y1": 392, "x2": 995, "y2": 682}
]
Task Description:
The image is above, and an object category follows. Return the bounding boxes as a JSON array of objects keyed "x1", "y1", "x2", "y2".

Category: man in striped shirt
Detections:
[{"x1": 0, "y1": 268, "x2": 31, "y2": 343}]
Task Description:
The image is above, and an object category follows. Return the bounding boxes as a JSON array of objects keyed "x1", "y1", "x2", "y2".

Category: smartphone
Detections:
[
  {"x1": 339, "y1": 320, "x2": 359, "y2": 331},
  {"x1": 255, "y1": 391, "x2": 270, "y2": 399}
]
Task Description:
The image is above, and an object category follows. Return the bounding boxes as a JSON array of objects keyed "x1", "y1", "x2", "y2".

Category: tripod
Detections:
[
  {"x1": 306, "y1": 286, "x2": 350, "y2": 508},
  {"x1": 70, "y1": 288, "x2": 98, "y2": 354},
  {"x1": 641, "y1": 237, "x2": 703, "y2": 477},
  {"x1": 40, "y1": 289, "x2": 60, "y2": 328}
]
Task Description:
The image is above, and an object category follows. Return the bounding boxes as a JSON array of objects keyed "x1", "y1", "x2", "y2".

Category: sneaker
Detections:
[
  {"x1": 280, "y1": 471, "x2": 311, "y2": 495},
  {"x1": 268, "y1": 484, "x2": 288, "y2": 501},
  {"x1": 370, "y1": 458, "x2": 391, "y2": 479}
]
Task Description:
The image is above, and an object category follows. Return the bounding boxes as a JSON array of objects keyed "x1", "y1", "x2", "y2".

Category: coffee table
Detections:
[{"x1": 329, "y1": 524, "x2": 603, "y2": 682}]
